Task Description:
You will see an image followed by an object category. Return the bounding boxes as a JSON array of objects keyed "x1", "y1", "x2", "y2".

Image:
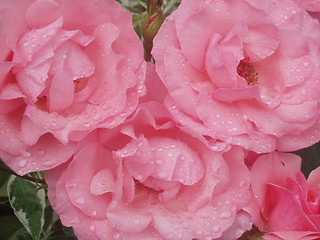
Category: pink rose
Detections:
[
  {"x1": 152, "y1": 0, "x2": 320, "y2": 154},
  {"x1": 0, "y1": 0, "x2": 146, "y2": 175},
  {"x1": 247, "y1": 152, "x2": 320, "y2": 240},
  {"x1": 46, "y1": 103, "x2": 252, "y2": 240}
]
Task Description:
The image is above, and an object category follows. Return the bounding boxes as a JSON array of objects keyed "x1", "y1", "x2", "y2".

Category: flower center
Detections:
[{"x1": 237, "y1": 60, "x2": 258, "y2": 86}]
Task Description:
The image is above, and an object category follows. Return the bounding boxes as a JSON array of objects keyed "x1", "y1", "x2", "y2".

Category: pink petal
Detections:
[
  {"x1": 307, "y1": 167, "x2": 320, "y2": 189},
  {"x1": 65, "y1": 142, "x2": 114, "y2": 220},
  {"x1": 219, "y1": 210, "x2": 252, "y2": 240},
  {"x1": 277, "y1": 120, "x2": 320, "y2": 152},
  {"x1": 8, "y1": 133, "x2": 76, "y2": 175},
  {"x1": 25, "y1": 0, "x2": 60, "y2": 28},
  {"x1": 205, "y1": 25, "x2": 244, "y2": 89},
  {"x1": 250, "y1": 152, "x2": 301, "y2": 208},
  {"x1": 264, "y1": 231, "x2": 320, "y2": 240},
  {"x1": 48, "y1": 71, "x2": 74, "y2": 112},
  {"x1": 148, "y1": 137, "x2": 205, "y2": 185},
  {"x1": 107, "y1": 203, "x2": 152, "y2": 233},
  {"x1": 266, "y1": 184, "x2": 317, "y2": 232},
  {"x1": 90, "y1": 168, "x2": 116, "y2": 195}
]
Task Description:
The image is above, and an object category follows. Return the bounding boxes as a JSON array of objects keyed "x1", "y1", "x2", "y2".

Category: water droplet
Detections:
[
  {"x1": 89, "y1": 225, "x2": 95, "y2": 232},
  {"x1": 76, "y1": 197, "x2": 85, "y2": 204},
  {"x1": 158, "y1": 172, "x2": 167, "y2": 178},
  {"x1": 133, "y1": 219, "x2": 140, "y2": 225},
  {"x1": 196, "y1": 230, "x2": 203, "y2": 235},
  {"x1": 155, "y1": 159, "x2": 164, "y2": 165},
  {"x1": 43, "y1": 160, "x2": 55, "y2": 167},
  {"x1": 183, "y1": 223, "x2": 189, "y2": 229},
  {"x1": 91, "y1": 210, "x2": 97, "y2": 216},
  {"x1": 84, "y1": 122, "x2": 91, "y2": 128},
  {"x1": 113, "y1": 233, "x2": 120, "y2": 239},
  {"x1": 239, "y1": 180, "x2": 247, "y2": 188},
  {"x1": 219, "y1": 211, "x2": 231, "y2": 219},
  {"x1": 22, "y1": 152, "x2": 31, "y2": 157},
  {"x1": 303, "y1": 62, "x2": 309, "y2": 67},
  {"x1": 19, "y1": 159, "x2": 27, "y2": 167},
  {"x1": 168, "y1": 152, "x2": 174, "y2": 158},
  {"x1": 212, "y1": 226, "x2": 220, "y2": 232},
  {"x1": 23, "y1": 41, "x2": 29, "y2": 47}
]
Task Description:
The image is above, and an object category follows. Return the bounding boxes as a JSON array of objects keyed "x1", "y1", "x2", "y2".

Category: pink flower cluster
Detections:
[{"x1": 1, "y1": 0, "x2": 320, "y2": 239}]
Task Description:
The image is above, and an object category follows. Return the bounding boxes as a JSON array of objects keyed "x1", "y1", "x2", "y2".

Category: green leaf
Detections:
[
  {"x1": 0, "y1": 215, "x2": 33, "y2": 240},
  {"x1": 7, "y1": 175, "x2": 46, "y2": 240}
]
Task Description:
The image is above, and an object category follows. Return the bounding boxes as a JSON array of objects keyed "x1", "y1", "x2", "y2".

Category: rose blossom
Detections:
[
  {"x1": 152, "y1": 0, "x2": 320, "y2": 154},
  {"x1": 247, "y1": 152, "x2": 320, "y2": 240},
  {"x1": 0, "y1": 0, "x2": 146, "y2": 175},
  {"x1": 46, "y1": 102, "x2": 252, "y2": 240}
]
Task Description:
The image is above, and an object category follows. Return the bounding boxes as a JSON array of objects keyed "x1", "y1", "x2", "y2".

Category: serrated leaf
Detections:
[{"x1": 7, "y1": 176, "x2": 46, "y2": 240}]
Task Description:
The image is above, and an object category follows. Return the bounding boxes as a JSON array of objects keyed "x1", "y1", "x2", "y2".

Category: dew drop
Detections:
[
  {"x1": 43, "y1": 160, "x2": 55, "y2": 167},
  {"x1": 76, "y1": 197, "x2": 85, "y2": 204},
  {"x1": 155, "y1": 159, "x2": 164, "y2": 165},
  {"x1": 19, "y1": 159, "x2": 27, "y2": 168},
  {"x1": 133, "y1": 219, "x2": 140, "y2": 225},
  {"x1": 89, "y1": 225, "x2": 95, "y2": 232},
  {"x1": 158, "y1": 172, "x2": 167, "y2": 178},
  {"x1": 23, "y1": 41, "x2": 29, "y2": 47},
  {"x1": 239, "y1": 180, "x2": 247, "y2": 188},
  {"x1": 84, "y1": 122, "x2": 91, "y2": 128},
  {"x1": 219, "y1": 211, "x2": 231, "y2": 219},
  {"x1": 91, "y1": 210, "x2": 97, "y2": 216},
  {"x1": 23, "y1": 151, "x2": 32, "y2": 158},
  {"x1": 183, "y1": 223, "x2": 189, "y2": 229},
  {"x1": 212, "y1": 226, "x2": 220, "y2": 232}
]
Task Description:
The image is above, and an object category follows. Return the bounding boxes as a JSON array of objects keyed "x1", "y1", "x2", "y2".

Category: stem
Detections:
[{"x1": 0, "y1": 165, "x2": 46, "y2": 185}]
